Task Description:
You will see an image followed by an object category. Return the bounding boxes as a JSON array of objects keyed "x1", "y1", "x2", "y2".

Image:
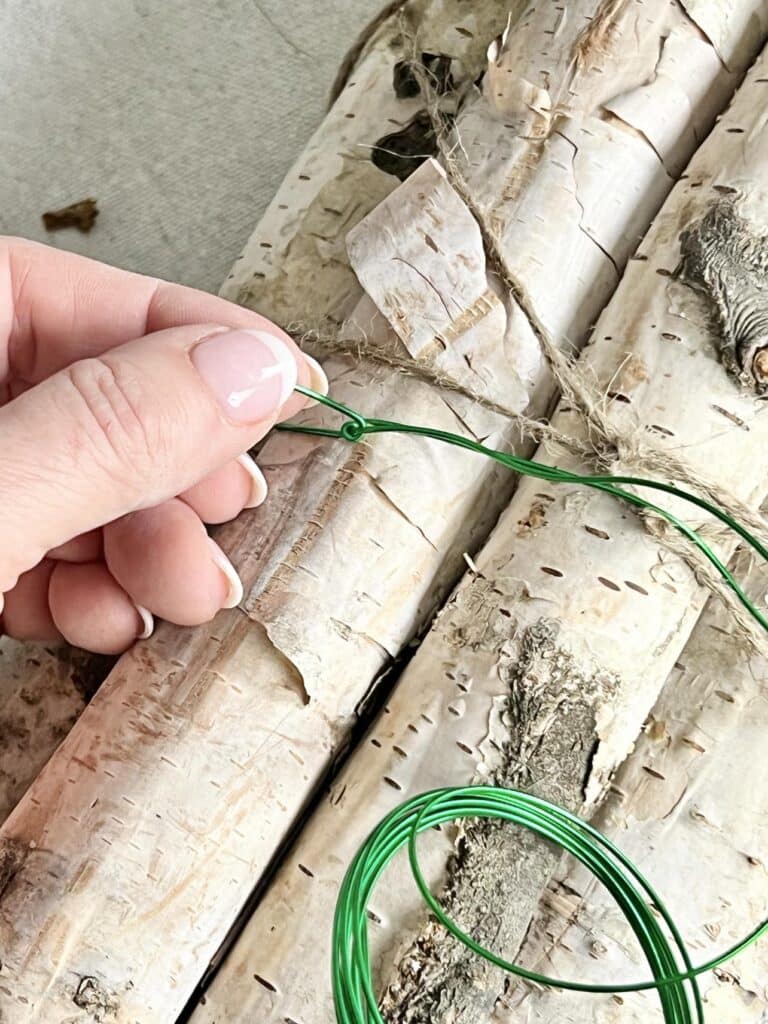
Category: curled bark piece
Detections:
[{"x1": 222, "y1": 0, "x2": 513, "y2": 326}]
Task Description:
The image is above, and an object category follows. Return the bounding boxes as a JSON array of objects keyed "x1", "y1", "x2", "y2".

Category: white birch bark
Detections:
[
  {"x1": 191, "y1": 33, "x2": 768, "y2": 1024},
  {"x1": 494, "y1": 546, "x2": 768, "y2": 1023}
]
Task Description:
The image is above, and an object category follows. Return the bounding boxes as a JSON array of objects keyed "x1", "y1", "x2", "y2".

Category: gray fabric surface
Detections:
[{"x1": 0, "y1": 0, "x2": 381, "y2": 292}]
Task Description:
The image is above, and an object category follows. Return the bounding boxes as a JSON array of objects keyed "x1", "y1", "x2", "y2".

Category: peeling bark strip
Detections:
[
  {"x1": 191, "y1": 32, "x2": 768, "y2": 1024},
  {"x1": 679, "y1": 198, "x2": 768, "y2": 390},
  {"x1": 500, "y1": 550, "x2": 768, "y2": 1021}
]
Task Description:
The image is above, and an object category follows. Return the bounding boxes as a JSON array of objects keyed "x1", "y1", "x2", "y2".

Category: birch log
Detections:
[
  {"x1": 0, "y1": 0, "x2": 512, "y2": 835},
  {"x1": 191, "y1": 34, "x2": 768, "y2": 1024},
  {"x1": 0, "y1": 5, "x2": 758, "y2": 1024},
  {"x1": 493, "y1": 546, "x2": 768, "y2": 1022}
]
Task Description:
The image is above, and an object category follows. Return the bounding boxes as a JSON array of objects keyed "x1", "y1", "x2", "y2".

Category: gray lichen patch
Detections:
[
  {"x1": 678, "y1": 197, "x2": 768, "y2": 390},
  {"x1": 380, "y1": 621, "x2": 618, "y2": 1024}
]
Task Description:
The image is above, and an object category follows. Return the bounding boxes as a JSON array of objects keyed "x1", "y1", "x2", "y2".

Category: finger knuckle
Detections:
[{"x1": 65, "y1": 357, "x2": 157, "y2": 475}]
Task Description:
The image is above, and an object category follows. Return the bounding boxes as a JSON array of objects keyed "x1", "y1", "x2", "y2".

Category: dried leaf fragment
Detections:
[{"x1": 42, "y1": 197, "x2": 99, "y2": 233}]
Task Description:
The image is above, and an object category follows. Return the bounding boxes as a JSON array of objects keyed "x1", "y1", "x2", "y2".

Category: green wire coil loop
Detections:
[
  {"x1": 277, "y1": 388, "x2": 768, "y2": 1021},
  {"x1": 332, "y1": 787, "x2": 768, "y2": 1024}
]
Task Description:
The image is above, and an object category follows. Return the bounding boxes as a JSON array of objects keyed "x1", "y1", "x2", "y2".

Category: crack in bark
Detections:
[
  {"x1": 364, "y1": 470, "x2": 439, "y2": 552},
  {"x1": 554, "y1": 128, "x2": 621, "y2": 278},
  {"x1": 601, "y1": 106, "x2": 672, "y2": 181},
  {"x1": 328, "y1": 617, "x2": 395, "y2": 660}
]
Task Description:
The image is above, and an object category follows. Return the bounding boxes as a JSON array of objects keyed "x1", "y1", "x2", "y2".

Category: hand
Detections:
[{"x1": 0, "y1": 238, "x2": 326, "y2": 654}]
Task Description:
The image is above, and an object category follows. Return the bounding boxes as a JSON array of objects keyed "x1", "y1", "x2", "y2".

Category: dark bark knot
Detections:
[
  {"x1": 373, "y1": 52, "x2": 456, "y2": 182},
  {"x1": 678, "y1": 197, "x2": 768, "y2": 391},
  {"x1": 393, "y1": 53, "x2": 454, "y2": 100},
  {"x1": 371, "y1": 111, "x2": 449, "y2": 182},
  {"x1": 73, "y1": 976, "x2": 119, "y2": 1021}
]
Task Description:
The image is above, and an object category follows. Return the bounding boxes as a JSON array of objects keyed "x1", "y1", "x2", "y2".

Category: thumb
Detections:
[{"x1": 0, "y1": 323, "x2": 304, "y2": 595}]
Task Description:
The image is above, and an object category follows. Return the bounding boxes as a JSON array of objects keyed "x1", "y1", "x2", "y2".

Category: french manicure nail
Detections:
[
  {"x1": 304, "y1": 354, "x2": 329, "y2": 397},
  {"x1": 236, "y1": 454, "x2": 268, "y2": 508},
  {"x1": 192, "y1": 328, "x2": 298, "y2": 423},
  {"x1": 208, "y1": 539, "x2": 244, "y2": 608},
  {"x1": 135, "y1": 604, "x2": 154, "y2": 640}
]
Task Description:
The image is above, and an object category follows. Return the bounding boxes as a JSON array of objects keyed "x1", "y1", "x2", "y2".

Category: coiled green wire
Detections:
[
  {"x1": 278, "y1": 388, "x2": 768, "y2": 1021},
  {"x1": 331, "y1": 787, "x2": 768, "y2": 1023}
]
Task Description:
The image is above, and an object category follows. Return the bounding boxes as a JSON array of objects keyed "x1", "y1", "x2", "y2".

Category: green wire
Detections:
[
  {"x1": 279, "y1": 386, "x2": 768, "y2": 635},
  {"x1": 277, "y1": 388, "x2": 768, "y2": 1021},
  {"x1": 331, "y1": 787, "x2": 768, "y2": 1023}
]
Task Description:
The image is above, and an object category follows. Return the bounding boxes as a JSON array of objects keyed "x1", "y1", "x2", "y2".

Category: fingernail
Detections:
[
  {"x1": 192, "y1": 328, "x2": 298, "y2": 424},
  {"x1": 135, "y1": 604, "x2": 154, "y2": 640},
  {"x1": 304, "y1": 354, "x2": 329, "y2": 398},
  {"x1": 236, "y1": 454, "x2": 268, "y2": 508},
  {"x1": 208, "y1": 539, "x2": 244, "y2": 608}
]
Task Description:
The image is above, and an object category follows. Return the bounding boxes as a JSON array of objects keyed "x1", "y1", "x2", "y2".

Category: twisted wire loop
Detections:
[
  {"x1": 278, "y1": 391, "x2": 768, "y2": 1021},
  {"x1": 279, "y1": 387, "x2": 768, "y2": 634},
  {"x1": 332, "y1": 788, "x2": 768, "y2": 1024}
]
